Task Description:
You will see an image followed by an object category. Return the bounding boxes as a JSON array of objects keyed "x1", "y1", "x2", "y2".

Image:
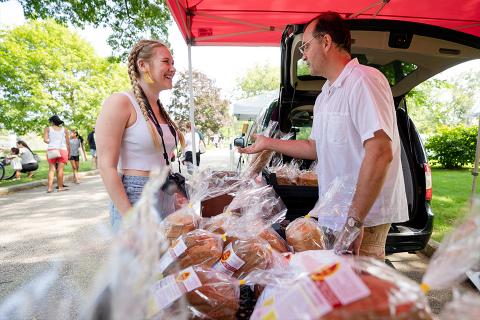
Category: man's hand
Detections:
[
  {"x1": 333, "y1": 223, "x2": 364, "y2": 255},
  {"x1": 238, "y1": 134, "x2": 269, "y2": 154}
]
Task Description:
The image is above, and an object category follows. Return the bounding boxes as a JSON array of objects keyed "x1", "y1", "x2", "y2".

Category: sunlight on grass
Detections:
[
  {"x1": 0, "y1": 151, "x2": 94, "y2": 188},
  {"x1": 430, "y1": 167, "x2": 476, "y2": 241}
]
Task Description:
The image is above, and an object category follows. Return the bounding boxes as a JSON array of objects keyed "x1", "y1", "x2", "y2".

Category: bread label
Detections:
[
  {"x1": 172, "y1": 238, "x2": 188, "y2": 257},
  {"x1": 150, "y1": 266, "x2": 202, "y2": 311},
  {"x1": 252, "y1": 261, "x2": 370, "y2": 320},
  {"x1": 213, "y1": 242, "x2": 245, "y2": 276},
  {"x1": 156, "y1": 239, "x2": 188, "y2": 274}
]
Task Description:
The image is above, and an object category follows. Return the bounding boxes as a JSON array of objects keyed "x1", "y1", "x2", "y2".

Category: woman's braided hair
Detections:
[{"x1": 127, "y1": 39, "x2": 185, "y2": 150}]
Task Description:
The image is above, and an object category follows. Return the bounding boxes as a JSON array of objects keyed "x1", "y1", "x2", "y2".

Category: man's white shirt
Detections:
[{"x1": 310, "y1": 58, "x2": 409, "y2": 227}]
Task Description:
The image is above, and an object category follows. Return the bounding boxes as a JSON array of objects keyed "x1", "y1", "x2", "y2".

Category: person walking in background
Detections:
[
  {"x1": 87, "y1": 128, "x2": 97, "y2": 169},
  {"x1": 96, "y1": 39, "x2": 184, "y2": 231},
  {"x1": 184, "y1": 122, "x2": 201, "y2": 172},
  {"x1": 44, "y1": 115, "x2": 70, "y2": 193},
  {"x1": 15, "y1": 140, "x2": 38, "y2": 178},
  {"x1": 69, "y1": 129, "x2": 87, "y2": 184}
]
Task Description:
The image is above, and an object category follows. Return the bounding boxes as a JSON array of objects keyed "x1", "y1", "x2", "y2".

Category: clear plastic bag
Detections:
[
  {"x1": 285, "y1": 214, "x2": 326, "y2": 252},
  {"x1": 147, "y1": 265, "x2": 240, "y2": 320},
  {"x1": 439, "y1": 290, "x2": 480, "y2": 320},
  {"x1": 421, "y1": 198, "x2": 480, "y2": 292},
  {"x1": 248, "y1": 251, "x2": 432, "y2": 320},
  {"x1": 84, "y1": 168, "x2": 190, "y2": 320},
  {"x1": 155, "y1": 229, "x2": 224, "y2": 276}
]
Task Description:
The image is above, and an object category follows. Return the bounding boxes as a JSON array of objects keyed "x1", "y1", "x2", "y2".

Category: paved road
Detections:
[
  {"x1": 0, "y1": 175, "x2": 111, "y2": 302},
  {"x1": 0, "y1": 147, "x2": 477, "y2": 317}
]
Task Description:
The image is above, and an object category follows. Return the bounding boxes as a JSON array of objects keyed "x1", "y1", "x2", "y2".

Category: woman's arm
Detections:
[
  {"x1": 96, "y1": 93, "x2": 133, "y2": 216},
  {"x1": 43, "y1": 127, "x2": 49, "y2": 144}
]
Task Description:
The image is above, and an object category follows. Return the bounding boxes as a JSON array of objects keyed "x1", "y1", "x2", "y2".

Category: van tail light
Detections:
[{"x1": 424, "y1": 163, "x2": 432, "y2": 201}]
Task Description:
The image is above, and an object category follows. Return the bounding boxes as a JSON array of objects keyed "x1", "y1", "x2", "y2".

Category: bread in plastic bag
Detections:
[
  {"x1": 159, "y1": 207, "x2": 200, "y2": 243},
  {"x1": 297, "y1": 170, "x2": 318, "y2": 186},
  {"x1": 213, "y1": 238, "x2": 274, "y2": 279},
  {"x1": 259, "y1": 227, "x2": 289, "y2": 253},
  {"x1": 156, "y1": 229, "x2": 224, "y2": 275},
  {"x1": 285, "y1": 215, "x2": 326, "y2": 252},
  {"x1": 249, "y1": 251, "x2": 432, "y2": 320},
  {"x1": 148, "y1": 265, "x2": 240, "y2": 320}
]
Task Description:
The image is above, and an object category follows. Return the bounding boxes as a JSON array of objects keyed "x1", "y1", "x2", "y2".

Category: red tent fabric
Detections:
[{"x1": 166, "y1": 0, "x2": 480, "y2": 46}]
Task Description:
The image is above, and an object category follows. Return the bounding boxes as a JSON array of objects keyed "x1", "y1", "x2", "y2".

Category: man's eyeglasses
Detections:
[{"x1": 299, "y1": 33, "x2": 324, "y2": 55}]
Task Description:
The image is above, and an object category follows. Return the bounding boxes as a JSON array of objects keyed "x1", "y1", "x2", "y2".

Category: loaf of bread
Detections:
[
  {"x1": 259, "y1": 227, "x2": 289, "y2": 253},
  {"x1": 154, "y1": 266, "x2": 239, "y2": 320},
  {"x1": 275, "y1": 167, "x2": 297, "y2": 185},
  {"x1": 200, "y1": 213, "x2": 239, "y2": 244},
  {"x1": 248, "y1": 150, "x2": 275, "y2": 177},
  {"x1": 297, "y1": 171, "x2": 318, "y2": 187},
  {"x1": 285, "y1": 217, "x2": 326, "y2": 252},
  {"x1": 159, "y1": 210, "x2": 199, "y2": 243},
  {"x1": 185, "y1": 267, "x2": 240, "y2": 320},
  {"x1": 323, "y1": 274, "x2": 432, "y2": 320},
  {"x1": 158, "y1": 229, "x2": 223, "y2": 275},
  {"x1": 214, "y1": 238, "x2": 273, "y2": 279}
]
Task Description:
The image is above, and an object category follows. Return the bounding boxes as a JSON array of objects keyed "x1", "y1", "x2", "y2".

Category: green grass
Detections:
[
  {"x1": 0, "y1": 150, "x2": 94, "y2": 188},
  {"x1": 430, "y1": 167, "x2": 478, "y2": 241}
]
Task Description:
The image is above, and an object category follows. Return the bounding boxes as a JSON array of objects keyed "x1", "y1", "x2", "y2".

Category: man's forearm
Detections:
[
  {"x1": 349, "y1": 149, "x2": 392, "y2": 222},
  {"x1": 266, "y1": 138, "x2": 317, "y2": 160}
]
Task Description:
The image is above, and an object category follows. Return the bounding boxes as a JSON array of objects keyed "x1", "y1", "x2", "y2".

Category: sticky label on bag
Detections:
[
  {"x1": 156, "y1": 239, "x2": 188, "y2": 274},
  {"x1": 213, "y1": 242, "x2": 245, "y2": 276},
  {"x1": 251, "y1": 261, "x2": 370, "y2": 320},
  {"x1": 148, "y1": 266, "x2": 202, "y2": 315}
]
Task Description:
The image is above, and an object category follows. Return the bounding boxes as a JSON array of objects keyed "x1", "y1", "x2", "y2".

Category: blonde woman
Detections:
[{"x1": 96, "y1": 40, "x2": 184, "y2": 231}]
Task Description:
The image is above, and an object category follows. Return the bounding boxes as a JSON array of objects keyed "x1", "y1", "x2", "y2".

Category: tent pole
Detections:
[
  {"x1": 187, "y1": 42, "x2": 197, "y2": 167},
  {"x1": 471, "y1": 116, "x2": 480, "y2": 203}
]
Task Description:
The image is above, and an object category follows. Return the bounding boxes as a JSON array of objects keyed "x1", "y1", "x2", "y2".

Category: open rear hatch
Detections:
[{"x1": 274, "y1": 19, "x2": 480, "y2": 253}]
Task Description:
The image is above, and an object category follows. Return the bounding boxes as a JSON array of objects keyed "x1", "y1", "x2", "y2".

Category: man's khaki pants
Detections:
[{"x1": 359, "y1": 223, "x2": 391, "y2": 260}]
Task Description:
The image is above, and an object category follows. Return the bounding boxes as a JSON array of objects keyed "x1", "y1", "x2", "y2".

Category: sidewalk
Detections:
[{"x1": 0, "y1": 169, "x2": 100, "y2": 196}]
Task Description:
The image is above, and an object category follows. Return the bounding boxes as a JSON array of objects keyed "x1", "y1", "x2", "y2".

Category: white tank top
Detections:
[
  {"x1": 48, "y1": 127, "x2": 67, "y2": 150},
  {"x1": 117, "y1": 92, "x2": 176, "y2": 171}
]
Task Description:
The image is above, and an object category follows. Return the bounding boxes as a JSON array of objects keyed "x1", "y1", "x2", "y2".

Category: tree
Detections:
[
  {"x1": 168, "y1": 71, "x2": 230, "y2": 138},
  {"x1": 236, "y1": 63, "x2": 280, "y2": 98},
  {"x1": 6, "y1": 0, "x2": 171, "y2": 60},
  {"x1": 0, "y1": 19, "x2": 130, "y2": 135},
  {"x1": 406, "y1": 69, "x2": 480, "y2": 136}
]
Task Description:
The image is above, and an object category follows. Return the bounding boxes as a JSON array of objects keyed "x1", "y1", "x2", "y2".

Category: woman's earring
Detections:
[{"x1": 144, "y1": 71, "x2": 154, "y2": 84}]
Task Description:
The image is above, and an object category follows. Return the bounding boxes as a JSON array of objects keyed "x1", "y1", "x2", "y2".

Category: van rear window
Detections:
[{"x1": 296, "y1": 55, "x2": 417, "y2": 86}]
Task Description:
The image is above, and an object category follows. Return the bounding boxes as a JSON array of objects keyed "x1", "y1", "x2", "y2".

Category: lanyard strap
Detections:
[{"x1": 140, "y1": 89, "x2": 181, "y2": 172}]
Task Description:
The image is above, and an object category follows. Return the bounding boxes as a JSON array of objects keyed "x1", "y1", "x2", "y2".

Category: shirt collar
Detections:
[{"x1": 324, "y1": 58, "x2": 359, "y2": 90}]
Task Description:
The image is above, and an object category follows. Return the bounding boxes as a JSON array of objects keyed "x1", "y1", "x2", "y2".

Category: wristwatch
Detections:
[{"x1": 346, "y1": 216, "x2": 363, "y2": 229}]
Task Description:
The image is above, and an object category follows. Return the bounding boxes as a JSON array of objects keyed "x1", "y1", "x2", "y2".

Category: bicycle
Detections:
[{"x1": 0, "y1": 157, "x2": 17, "y2": 180}]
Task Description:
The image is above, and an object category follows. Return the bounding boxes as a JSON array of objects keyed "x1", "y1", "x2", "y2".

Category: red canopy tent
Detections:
[
  {"x1": 166, "y1": 0, "x2": 480, "y2": 46},
  {"x1": 165, "y1": 0, "x2": 480, "y2": 166}
]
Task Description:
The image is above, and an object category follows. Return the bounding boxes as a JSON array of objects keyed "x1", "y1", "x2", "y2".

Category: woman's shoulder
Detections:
[{"x1": 104, "y1": 92, "x2": 133, "y2": 104}]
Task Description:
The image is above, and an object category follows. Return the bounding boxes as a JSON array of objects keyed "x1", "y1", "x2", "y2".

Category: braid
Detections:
[{"x1": 127, "y1": 40, "x2": 162, "y2": 149}]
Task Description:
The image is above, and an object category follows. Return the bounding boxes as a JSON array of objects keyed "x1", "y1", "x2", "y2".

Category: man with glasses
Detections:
[{"x1": 240, "y1": 12, "x2": 408, "y2": 261}]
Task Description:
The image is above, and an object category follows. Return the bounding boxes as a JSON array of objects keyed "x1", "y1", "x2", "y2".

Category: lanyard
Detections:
[{"x1": 140, "y1": 89, "x2": 181, "y2": 172}]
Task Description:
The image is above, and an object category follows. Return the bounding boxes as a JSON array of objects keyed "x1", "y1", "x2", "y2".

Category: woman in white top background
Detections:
[
  {"x1": 96, "y1": 39, "x2": 184, "y2": 231},
  {"x1": 43, "y1": 115, "x2": 70, "y2": 193}
]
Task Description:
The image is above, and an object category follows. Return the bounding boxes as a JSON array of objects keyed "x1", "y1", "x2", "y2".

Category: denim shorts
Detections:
[
  {"x1": 109, "y1": 175, "x2": 149, "y2": 232},
  {"x1": 109, "y1": 175, "x2": 175, "y2": 232}
]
